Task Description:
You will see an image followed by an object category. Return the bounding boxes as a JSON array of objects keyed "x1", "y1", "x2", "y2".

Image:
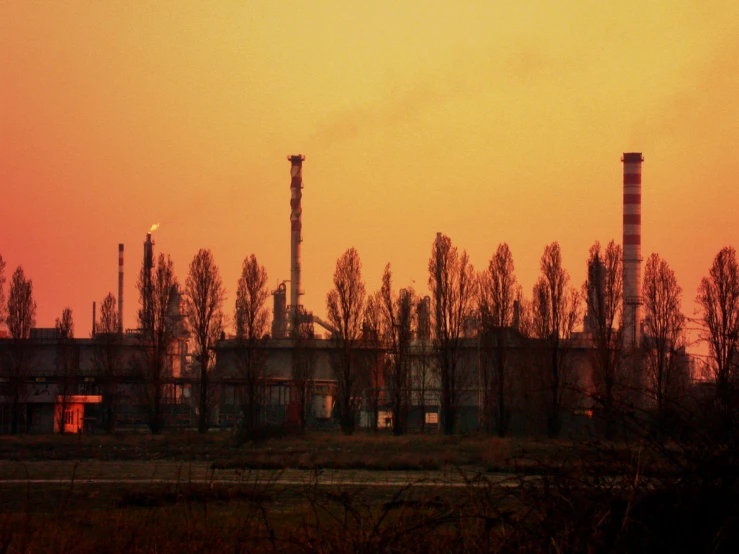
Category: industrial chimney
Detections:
[
  {"x1": 622, "y1": 152, "x2": 643, "y2": 349},
  {"x1": 288, "y1": 155, "x2": 305, "y2": 331},
  {"x1": 143, "y1": 232, "x2": 155, "y2": 331},
  {"x1": 118, "y1": 243, "x2": 124, "y2": 334}
]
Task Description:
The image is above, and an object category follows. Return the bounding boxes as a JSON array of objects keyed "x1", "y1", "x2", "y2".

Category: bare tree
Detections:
[
  {"x1": 428, "y1": 233, "x2": 476, "y2": 435},
  {"x1": 5, "y1": 266, "x2": 37, "y2": 434},
  {"x1": 478, "y1": 243, "x2": 518, "y2": 437},
  {"x1": 55, "y1": 308, "x2": 74, "y2": 338},
  {"x1": 291, "y1": 306, "x2": 316, "y2": 433},
  {"x1": 233, "y1": 254, "x2": 270, "y2": 437},
  {"x1": 696, "y1": 246, "x2": 739, "y2": 437},
  {"x1": 514, "y1": 288, "x2": 535, "y2": 339},
  {"x1": 6, "y1": 267, "x2": 35, "y2": 339},
  {"x1": 0, "y1": 255, "x2": 6, "y2": 430},
  {"x1": 361, "y1": 292, "x2": 384, "y2": 433},
  {"x1": 583, "y1": 240, "x2": 623, "y2": 438},
  {"x1": 326, "y1": 248, "x2": 366, "y2": 435},
  {"x1": 185, "y1": 249, "x2": 226, "y2": 433},
  {"x1": 531, "y1": 242, "x2": 581, "y2": 437},
  {"x1": 137, "y1": 253, "x2": 180, "y2": 434},
  {"x1": 54, "y1": 308, "x2": 78, "y2": 434},
  {"x1": 380, "y1": 264, "x2": 415, "y2": 436},
  {"x1": 98, "y1": 293, "x2": 118, "y2": 335},
  {"x1": 642, "y1": 253, "x2": 687, "y2": 428},
  {"x1": 0, "y1": 255, "x2": 6, "y2": 329},
  {"x1": 414, "y1": 296, "x2": 433, "y2": 432},
  {"x1": 93, "y1": 293, "x2": 123, "y2": 433}
]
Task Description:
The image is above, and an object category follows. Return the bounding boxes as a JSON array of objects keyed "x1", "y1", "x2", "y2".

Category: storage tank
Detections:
[{"x1": 271, "y1": 282, "x2": 288, "y2": 338}]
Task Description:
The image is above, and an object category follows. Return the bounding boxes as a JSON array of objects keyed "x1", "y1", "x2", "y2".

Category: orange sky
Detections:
[{"x1": 1, "y1": 1, "x2": 738, "y2": 338}]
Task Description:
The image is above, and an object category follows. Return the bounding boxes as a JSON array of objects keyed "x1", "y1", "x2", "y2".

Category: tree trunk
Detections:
[
  {"x1": 392, "y1": 397, "x2": 402, "y2": 436},
  {"x1": 497, "y1": 373, "x2": 507, "y2": 437},
  {"x1": 371, "y1": 392, "x2": 379, "y2": 434},
  {"x1": 441, "y1": 376, "x2": 455, "y2": 436},
  {"x1": 299, "y1": 383, "x2": 308, "y2": 433},
  {"x1": 57, "y1": 394, "x2": 68, "y2": 435},
  {"x1": 603, "y1": 375, "x2": 614, "y2": 440},
  {"x1": 547, "y1": 347, "x2": 561, "y2": 438},
  {"x1": 496, "y1": 346, "x2": 509, "y2": 438},
  {"x1": 199, "y1": 353, "x2": 209, "y2": 433},
  {"x1": 103, "y1": 383, "x2": 117, "y2": 434},
  {"x1": 150, "y1": 381, "x2": 162, "y2": 434},
  {"x1": 11, "y1": 391, "x2": 20, "y2": 435}
]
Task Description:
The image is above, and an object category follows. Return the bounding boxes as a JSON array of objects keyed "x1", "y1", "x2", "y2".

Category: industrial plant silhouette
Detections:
[{"x1": 0, "y1": 151, "x2": 729, "y2": 438}]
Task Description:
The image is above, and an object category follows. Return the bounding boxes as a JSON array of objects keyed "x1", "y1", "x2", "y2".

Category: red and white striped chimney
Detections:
[
  {"x1": 118, "y1": 243, "x2": 124, "y2": 334},
  {"x1": 622, "y1": 152, "x2": 643, "y2": 349},
  {"x1": 288, "y1": 154, "x2": 305, "y2": 331}
]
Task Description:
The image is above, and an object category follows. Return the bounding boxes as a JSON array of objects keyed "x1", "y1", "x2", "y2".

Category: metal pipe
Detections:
[{"x1": 118, "y1": 243, "x2": 124, "y2": 334}]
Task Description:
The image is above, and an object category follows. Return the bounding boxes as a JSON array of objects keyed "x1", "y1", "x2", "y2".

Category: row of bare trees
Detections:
[
  {"x1": 123, "y1": 240, "x2": 736, "y2": 439},
  {"x1": 133, "y1": 248, "x2": 316, "y2": 437},
  {"x1": 134, "y1": 249, "x2": 270, "y2": 435},
  {"x1": 2, "y1": 240, "x2": 738, "y2": 438},
  {"x1": 0, "y1": 247, "x2": 298, "y2": 436},
  {"x1": 320, "y1": 237, "x2": 739, "y2": 439},
  {"x1": 324, "y1": 237, "x2": 578, "y2": 437}
]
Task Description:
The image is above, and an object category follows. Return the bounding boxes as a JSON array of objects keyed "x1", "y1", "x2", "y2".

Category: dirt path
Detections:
[{"x1": 0, "y1": 460, "x2": 519, "y2": 486}]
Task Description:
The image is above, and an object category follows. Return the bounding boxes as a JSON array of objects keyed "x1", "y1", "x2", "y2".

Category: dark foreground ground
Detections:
[
  {"x1": 0, "y1": 432, "x2": 528, "y2": 552},
  {"x1": 1, "y1": 431, "x2": 738, "y2": 552},
  {"x1": 0, "y1": 430, "x2": 541, "y2": 468}
]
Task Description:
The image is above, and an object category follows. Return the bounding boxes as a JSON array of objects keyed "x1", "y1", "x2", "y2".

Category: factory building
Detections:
[
  {"x1": 0, "y1": 329, "x2": 152, "y2": 433},
  {"x1": 1, "y1": 150, "x2": 689, "y2": 434}
]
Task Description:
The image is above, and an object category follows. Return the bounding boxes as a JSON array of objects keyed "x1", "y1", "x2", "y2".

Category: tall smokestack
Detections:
[
  {"x1": 288, "y1": 154, "x2": 305, "y2": 331},
  {"x1": 143, "y1": 232, "x2": 154, "y2": 331},
  {"x1": 92, "y1": 301, "x2": 97, "y2": 337},
  {"x1": 118, "y1": 243, "x2": 124, "y2": 334},
  {"x1": 622, "y1": 152, "x2": 643, "y2": 349}
]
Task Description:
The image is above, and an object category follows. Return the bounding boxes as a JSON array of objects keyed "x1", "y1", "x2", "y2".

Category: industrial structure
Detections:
[
  {"x1": 118, "y1": 243, "x2": 124, "y2": 334},
  {"x1": 142, "y1": 229, "x2": 155, "y2": 331},
  {"x1": 0, "y1": 150, "x2": 700, "y2": 435},
  {"x1": 271, "y1": 282, "x2": 288, "y2": 338},
  {"x1": 622, "y1": 152, "x2": 644, "y2": 349},
  {"x1": 272, "y1": 155, "x2": 335, "y2": 339},
  {"x1": 288, "y1": 154, "x2": 305, "y2": 332}
]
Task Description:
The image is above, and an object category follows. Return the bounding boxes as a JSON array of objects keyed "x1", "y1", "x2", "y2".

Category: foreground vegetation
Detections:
[
  {"x1": 0, "y1": 431, "x2": 538, "y2": 468},
  {"x1": 0, "y1": 462, "x2": 738, "y2": 552},
  {"x1": 0, "y1": 430, "x2": 673, "y2": 476},
  {"x1": 0, "y1": 427, "x2": 738, "y2": 552}
]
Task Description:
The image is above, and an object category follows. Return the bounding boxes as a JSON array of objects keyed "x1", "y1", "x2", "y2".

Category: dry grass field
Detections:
[
  {"x1": 0, "y1": 429, "x2": 592, "y2": 470},
  {"x1": 0, "y1": 430, "x2": 737, "y2": 552}
]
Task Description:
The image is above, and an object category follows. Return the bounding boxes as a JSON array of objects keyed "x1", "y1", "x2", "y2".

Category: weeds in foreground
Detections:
[
  {"x1": 2, "y1": 453, "x2": 739, "y2": 553},
  {"x1": 3, "y1": 419, "x2": 739, "y2": 552}
]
